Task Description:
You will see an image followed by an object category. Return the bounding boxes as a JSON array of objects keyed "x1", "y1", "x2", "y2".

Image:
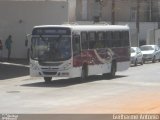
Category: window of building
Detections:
[{"x1": 130, "y1": 7, "x2": 136, "y2": 21}]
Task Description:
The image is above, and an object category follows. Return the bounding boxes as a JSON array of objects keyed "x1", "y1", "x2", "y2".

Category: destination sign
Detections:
[{"x1": 32, "y1": 27, "x2": 71, "y2": 35}]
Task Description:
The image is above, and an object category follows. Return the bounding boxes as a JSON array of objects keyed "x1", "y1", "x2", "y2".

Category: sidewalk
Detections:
[
  {"x1": 0, "y1": 58, "x2": 29, "y2": 80},
  {"x1": 0, "y1": 58, "x2": 29, "y2": 65}
]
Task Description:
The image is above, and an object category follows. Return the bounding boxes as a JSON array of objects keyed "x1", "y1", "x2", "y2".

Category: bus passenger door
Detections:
[
  {"x1": 72, "y1": 35, "x2": 82, "y2": 67},
  {"x1": 26, "y1": 34, "x2": 32, "y2": 61}
]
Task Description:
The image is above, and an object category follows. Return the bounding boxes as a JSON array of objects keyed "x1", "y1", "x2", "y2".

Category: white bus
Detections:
[{"x1": 30, "y1": 24, "x2": 130, "y2": 83}]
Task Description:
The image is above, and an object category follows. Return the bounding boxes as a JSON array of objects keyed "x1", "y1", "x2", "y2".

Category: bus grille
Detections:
[
  {"x1": 39, "y1": 62, "x2": 62, "y2": 66},
  {"x1": 43, "y1": 72, "x2": 57, "y2": 75}
]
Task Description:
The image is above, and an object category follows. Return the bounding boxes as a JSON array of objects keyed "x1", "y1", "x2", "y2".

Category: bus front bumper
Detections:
[{"x1": 30, "y1": 67, "x2": 82, "y2": 78}]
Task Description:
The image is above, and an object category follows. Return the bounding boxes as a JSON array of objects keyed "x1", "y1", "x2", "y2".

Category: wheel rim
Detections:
[
  {"x1": 81, "y1": 66, "x2": 87, "y2": 81},
  {"x1": 135, "y1": 59, "x2": 137, "y2": 66},
  {"x1": 81, "y1": 69, "x2": 85, "y2": 80},
  {"x1": 81, "y1": 68, "x2": 86, "y2": 81},
  {"x1": 152, "y1": 56, "x2": 155, "y2": 63},
  {"x1": 111, "y1": 64, "x2": 116, "y2": 77},
  {"x1": 141, "y1": 60, "x2": 143, "y2": 65},
  {"x1": 143, "y1": 59, "x2": 145, "y2": 63}
]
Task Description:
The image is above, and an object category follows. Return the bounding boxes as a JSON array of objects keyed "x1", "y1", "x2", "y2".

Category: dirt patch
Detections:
[{"x1": 51, "y1": 89, "x2": 160, "y2": 113}]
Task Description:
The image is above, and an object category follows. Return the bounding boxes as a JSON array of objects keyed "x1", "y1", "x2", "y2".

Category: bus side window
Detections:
[
  {"x1": 105, "y1": 31, "x2": 111, "y2": 47},
  {"x1": 81, "y1": 32, "x2": 88, "y2": 49},
  {"x1": 95, "y1": 32, "x2": 105, "y2": 48},
  {"x1": 115, "y1": 31, "x2": 121, "y2": 47},
  {"x1": 88, "y1": 32, "x2": 96, "y2": 49},
  {"x1": 73, "y1": 35, "x2": 81, "y2": 56},
  {"x1": 111, "y1": 31, "x2": 121, "y2": 47},
  {"x1": 125, "y1": 31, "x2": 129, "y2": 46},
  {"x1": 122, "y1": 31, "x2": 129, "y2": 47},
  {"x1": 111, "y1": 31, "x2": 115, "y2": 47},
  {"x1": 119, "y1": 31, "x2": 123, "y2": 46}
]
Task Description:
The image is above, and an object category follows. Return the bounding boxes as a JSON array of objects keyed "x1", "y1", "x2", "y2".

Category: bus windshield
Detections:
[{"x1": 31, "y1": 35, "x2": 71, "y2": 61}]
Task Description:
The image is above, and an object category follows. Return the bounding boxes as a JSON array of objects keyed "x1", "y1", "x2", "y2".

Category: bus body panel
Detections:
[
  {"x1": 30, "y1": 24, "x2": 130, "y2": 80},
  {"x1": 117, "y1": 61, "x2": 130, "y2": 71},
  {"x1": 73, "y1": 49, "x2": 112, "y2": 67},
  {"x1": 30, "y1": 59, "x2": 74, "y2": 77}
]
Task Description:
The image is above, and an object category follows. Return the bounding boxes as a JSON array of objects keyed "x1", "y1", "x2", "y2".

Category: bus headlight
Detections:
[
  {"x1": 62, "y1": 63, "x2": 71, "y2": 70},
  {"x1": 63, "y1": 65, "x2": 71, "y2": 70},
  {"x1": 31, "y1": 63, "x2": 39, "y2": 70}
]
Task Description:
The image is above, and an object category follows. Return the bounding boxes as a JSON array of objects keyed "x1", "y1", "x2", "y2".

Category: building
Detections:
[
  {"x1": 76, "y1": 0, "x2": 160, "y2": 22},
  {"x1": 76, "y1": 0, "x2": 160, "y2": 46},
  {"x1": 0, "y1": 0, "x2": 76, "y2": 59},
  {"x1": 1, "y1": 0, "x2": 160, "y2": 58}
]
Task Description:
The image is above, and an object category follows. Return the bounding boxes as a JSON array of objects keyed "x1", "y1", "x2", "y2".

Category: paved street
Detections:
[{"x1": 0, "y1": 61, "x2": 160, "y2": 113}]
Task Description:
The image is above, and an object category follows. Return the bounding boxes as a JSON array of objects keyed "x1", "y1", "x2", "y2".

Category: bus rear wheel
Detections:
[
  {"x1": 108, "y1": 62, "x2": 116, "y2": 78},
  {"x1": 152, "y1": 56, "x2": 156, "y2": 63},
  {"x1": 134, "y1": 59, "x2": 137, "y2": 66},
  {"x1": 81, "y1": 65, "x2": 88, "y2": 81},
  {"x1": 44, "y1": 77, "x2": 52, "y2": 83},
  {"x1": 103, "y1": 62, "x2": 116, "y2": 79}
]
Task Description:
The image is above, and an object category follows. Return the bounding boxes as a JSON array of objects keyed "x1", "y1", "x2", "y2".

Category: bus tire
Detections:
[
  {"x1": 44, "y1": 77, "x2": 52, "y2": 83},
  {"x1": 143, "y1": 59, "x2": 145, "y2": 64},
  {"x1": 108, "y1": 62, "x2": 116, "y2": 78},
  {"x1": 134, "y1": 59, "x2": 137, "y2": 66},
  {"x1": 140, "y1": 59, "x2": 143, "y2": 65},
  {"x1": 152, "y1": 56, "x2": 156, "y2": 63},
  {"x1": 81, "y1": 65, "x2": 88, "y2": 81},
  {"x1": 27, "y1": 48, "x2": 30, "y2": 62}
]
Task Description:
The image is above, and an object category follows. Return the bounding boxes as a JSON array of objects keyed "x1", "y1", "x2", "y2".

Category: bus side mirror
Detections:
[
  {"x1": 25, "y1": 34, "x2": 31, "y2": 47},
  {"x1": 25, "y1": 39, "x2": 28, "y2": 47}
]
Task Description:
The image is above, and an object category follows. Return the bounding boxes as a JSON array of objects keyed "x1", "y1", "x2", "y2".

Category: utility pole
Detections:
[
  {"x1": 111, "y1": 0, "x2": 115, "y2": 25},
  {"x1": 67, "y1": 0, "x2": 70, "y2": 23},
  {"x1": 136, "y1": 0, "x2": 140, "y2": 47},
  {"x1": 149, "y1": 0, "x2": 152, "y2": 21},
  {"x1": 94, "y1": 0, "x2": 103, "y2": 23}
]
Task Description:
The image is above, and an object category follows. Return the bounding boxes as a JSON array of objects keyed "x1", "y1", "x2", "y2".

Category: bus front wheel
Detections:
[
  {"x1": 108, "y1": 62, "x2": 116, "y2": 79},
  {"x1": 81, "y1": 65, "x2": 88, "y2": 81},
  {"x1": 152, "y1": 56, "x2": 156, "y2": 63},
  {"x1": 44, "y1": 77, "x2": 52, "y2": 83}
]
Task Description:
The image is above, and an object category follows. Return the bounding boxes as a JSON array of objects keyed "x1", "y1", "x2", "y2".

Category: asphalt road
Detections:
[{"x1": 0, "y1": 61, "x2": 160, "y2": 113}]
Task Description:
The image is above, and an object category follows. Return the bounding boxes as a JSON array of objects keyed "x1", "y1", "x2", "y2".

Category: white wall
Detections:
[
  {"x1": 0, "y1": 1, "x2": 68, "y2": 59},
  {"x1": 68, "y1": 0, "x2": 76, "y2": 22},
  {"x1": 117, "y1": 22, "x2": 158, "y2": 47},
  {"x1": 146, "y1": 29, "x2": 154, "y2": 45},
  {"x1": 81, "y1": 0, "x2": 88, "y2": 20},
  {"x1": 155, "y1": 29, "x2": 160, "y2": 47},
  {"x1": 146, "y1": 28, "x2": 160, "y2": 47}
]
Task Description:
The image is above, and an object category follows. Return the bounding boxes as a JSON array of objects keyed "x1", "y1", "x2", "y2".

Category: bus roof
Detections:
[{"x1": 33, "y1": 24, "x2": 130, "y2": 31}]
